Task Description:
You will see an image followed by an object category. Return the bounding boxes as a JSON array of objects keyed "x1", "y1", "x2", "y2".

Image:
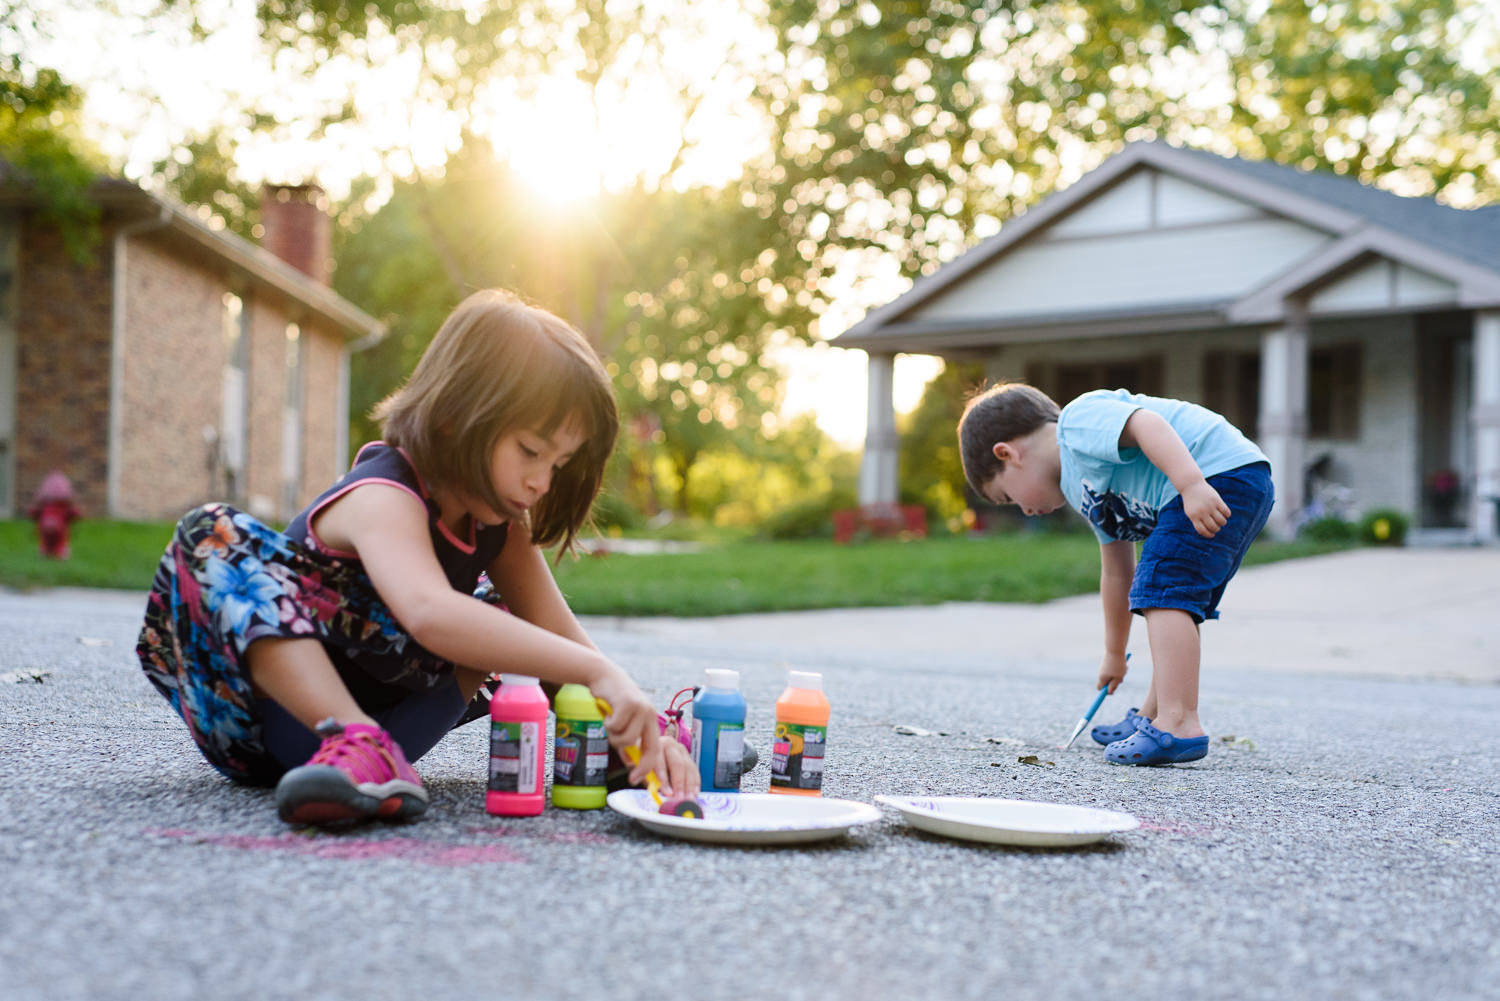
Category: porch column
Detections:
[
  {"x1": 1473, "y1": 311, "x2": 1500, "y2": 543},
  {"x1": 858, "y1": 352, "x2": 899, "y2": 506},
  {"x1": 1258, "y1": 315, "x2": 1309, "y2": 539}
]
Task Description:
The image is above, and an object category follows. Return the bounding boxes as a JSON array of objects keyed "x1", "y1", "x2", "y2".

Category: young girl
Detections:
[{"x1": 137, "y1": 289, "x2": 696, "y2": 825}]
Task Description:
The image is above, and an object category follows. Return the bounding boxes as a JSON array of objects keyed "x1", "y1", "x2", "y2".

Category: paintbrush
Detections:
[
  {"x1": 1062, "y1": 687, "x2": 1109, "y2": 750},
  {"x1": 1061, "y1": 654, "x2": 1129, "y2": 749},
  {"x1": 598, "y1": 697, "x2": 705, "y2": 818}
]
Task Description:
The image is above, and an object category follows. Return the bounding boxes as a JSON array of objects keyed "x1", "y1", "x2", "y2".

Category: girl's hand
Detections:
[
  {"x1": 1097, "y1": 651, "x2": 1130, "y2": 694},
  {"x1": 658, "y1": 723, "x2": 700, "y2": 798},
  {"x1": 589, "y1": 667, "x2": 665, "y2": 788},
  {"x1": 1181, "y1": 479, "x2": 1231, "y2": 538}
]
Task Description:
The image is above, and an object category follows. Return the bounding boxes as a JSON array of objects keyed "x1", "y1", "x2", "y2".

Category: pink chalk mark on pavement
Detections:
[
  {"x1": 148, "y1": 824, "x2": 616, "y2": 866},
  {"x1": 149, "y1": 828, "x2": 526, "y2": 866},
  {"x1": 1136, "y1": 819, "x2": 1214, "y2": 836}
]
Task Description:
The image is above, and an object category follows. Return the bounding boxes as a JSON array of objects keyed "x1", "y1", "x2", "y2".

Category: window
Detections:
[
  {"x1": 1201, "y1": 350, "x2": 1261, "y2": 439},
  {"x1": 0, "y1": 217, "x2": 15, "y2": 515},
  {"x1": 280, "y1": 323, "x2": 304, "y2": 515},
  {"x1": 1308, "y1": 343, "x2": 1361, "y2": 439},
  {"x1": 1025, "y1": 355, "x2": 1165, "y2": 405},
  {"x1": 220, "y1": 292, "x2": 249, "y2": 500}
]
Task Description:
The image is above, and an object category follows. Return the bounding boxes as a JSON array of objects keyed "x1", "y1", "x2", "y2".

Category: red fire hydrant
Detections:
[{"x1": 28, "y1": 470, "x2": 81, "y2": 559}]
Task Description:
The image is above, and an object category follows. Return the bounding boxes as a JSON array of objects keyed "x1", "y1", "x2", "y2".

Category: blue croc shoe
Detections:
[
  {"x1": 1091, "y1": 707, "x2": 1147, "y2": 746},
  {"x1": 1105, "y1": 719, "x2": 1209, "y2": 766}
]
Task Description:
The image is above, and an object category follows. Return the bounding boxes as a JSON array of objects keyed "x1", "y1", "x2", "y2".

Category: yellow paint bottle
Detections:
[{"x1": 551, "y1": 683, "x2": 608, "y2": 809}]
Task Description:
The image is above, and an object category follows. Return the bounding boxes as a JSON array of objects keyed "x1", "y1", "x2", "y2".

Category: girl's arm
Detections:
[
  {"x1": 318, "y1": 484, "x2": 669, "y2": 786},
  {"x1": 488, "y1": 534, "x2": 701, "y2": 796},
  {"x1": 489, "y1": 540, "x2": 699, "y2": 798},
  {"x1": 1120, "y1": 409, "x2": 1230, "y2": 538},
  {"x1": 1097, "y1": 540, "x2": 1134, "y2": 693},
  {"x1": 485, "y1": 521, "x2": 598, "y2": 652}
]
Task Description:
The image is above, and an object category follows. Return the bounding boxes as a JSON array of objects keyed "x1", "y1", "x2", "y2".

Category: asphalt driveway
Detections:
[{"x1": 1, "y1": 548, "x2": 1496, "y2": 1001}]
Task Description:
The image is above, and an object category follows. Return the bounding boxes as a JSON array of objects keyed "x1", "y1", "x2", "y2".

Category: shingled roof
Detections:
[
  {"x1": 1164, "y1": 143, "x2": 1500, "y2": 272},
  {"x1": 836, "y1": 140, "x2": 1500, "y2": 347}
]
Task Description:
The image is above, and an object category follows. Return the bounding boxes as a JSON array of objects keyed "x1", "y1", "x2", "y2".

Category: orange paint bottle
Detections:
[{"x1": 768, "y1": 671, "x2": 829, "y2": 796}]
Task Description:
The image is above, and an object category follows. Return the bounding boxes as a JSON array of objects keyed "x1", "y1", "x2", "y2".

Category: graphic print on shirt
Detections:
[{"x1": 1081, "y1": 480, "x2": 1157, "y2": 541}]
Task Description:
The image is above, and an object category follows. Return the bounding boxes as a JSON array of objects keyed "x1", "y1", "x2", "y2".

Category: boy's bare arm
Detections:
[
  {"x1": 1098, "y1": 540, "x2": 1134, "y2": 692},
  {"x1": 1120, "y1": 410, "x2": 1230, "y2": 538}
]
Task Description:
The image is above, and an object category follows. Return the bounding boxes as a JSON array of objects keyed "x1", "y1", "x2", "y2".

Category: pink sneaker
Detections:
[{"x1": 275, "y1": 719, "x2": 429, "y2": 825}]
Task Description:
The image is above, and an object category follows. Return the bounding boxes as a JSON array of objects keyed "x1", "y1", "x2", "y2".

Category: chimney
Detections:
[{"x1": 258, "y1": 183, "x2": 332, "y2": 285}]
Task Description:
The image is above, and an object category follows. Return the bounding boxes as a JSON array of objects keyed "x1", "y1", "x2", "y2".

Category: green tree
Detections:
[
  {"x1": 0, "y1": 5, "x2": 104, "y2": 259},
  {"x1": 898, "y1": 358, "x2": 984, "y2": 521},
  {"x1": 756, "y1": 0, "x2": 1500, "y2": 305},
  {"x1": 149, "y1": 126, "x2": 265, "y2": 241},
  {"x1": 332, "y1": 136, "x2": 820, "y2": 514},
  {"x1": 250, "y1": 1, "x2": 818, "y2": 514},
  {"x1": 1224, "y1": 0, "x2": 1500, "y2": 201}
]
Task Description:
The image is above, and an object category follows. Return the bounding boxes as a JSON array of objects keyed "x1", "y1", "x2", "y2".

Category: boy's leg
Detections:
[
  {"x1": 1140, "y1": 608, "x2": 1203, "y2": 738},
  {"x1": 1138, "y1": 676, "x2": 1158, "y2": 721}
]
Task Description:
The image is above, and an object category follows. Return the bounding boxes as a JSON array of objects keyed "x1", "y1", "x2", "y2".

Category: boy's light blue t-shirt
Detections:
[{"x1": 1057, "y1": 389, "x2": 1268, "y2": 543}]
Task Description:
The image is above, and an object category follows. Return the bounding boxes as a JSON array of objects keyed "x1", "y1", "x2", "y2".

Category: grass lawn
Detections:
[
  {"x1": 0, "y1": 518, "x2": 1353, "y2": 616},
  {"x1": 0, "y1": 518, "x2": 174, "y2": 591},
  {"x1": 552, "y1": 533, "x2": 1354, "y2": 616}
]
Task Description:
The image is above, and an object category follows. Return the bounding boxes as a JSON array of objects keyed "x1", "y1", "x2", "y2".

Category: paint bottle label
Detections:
[
  {"x1": 693, "y1": 719, "x2": 745, "y2": 789},
  {"x1": 769, "y1": 722, "x2": 826, "y2": 792},
  {"x1": 489, "y1": 720, "x2": 540, "y2": 795},
  {"x1": 554, "y1": 717, "x2": 609, "y2": 787}
]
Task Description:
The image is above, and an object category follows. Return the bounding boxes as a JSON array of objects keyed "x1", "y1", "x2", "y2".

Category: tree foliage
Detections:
[
  {"x1": 0, "y1": 5, "x2": 103, "y2": 260},
  {"x1": 12, "y1": 0, "x2": 1499, "y2": 519},
  {"x1": 758, "y1": 0, "x2": 1500, "y2": 301},
  {"x1": 332, "y1": 135, "x2": 817, "y2": 514},
  {"x1": 898, "y1": 358, "x2": 984, "y2": 520},
  {"x1": 149, "y1": 126, "x2": 264, "y2": 242}
]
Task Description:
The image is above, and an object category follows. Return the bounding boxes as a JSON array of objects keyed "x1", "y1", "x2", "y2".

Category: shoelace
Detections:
[{"x1": 308, "y1": 724, "x2": 397, "y2": 783}]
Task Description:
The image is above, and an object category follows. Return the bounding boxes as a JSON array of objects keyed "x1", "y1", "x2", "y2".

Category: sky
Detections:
[{"x1": 27, "y1": 0, "x2": 944, "y2": 448}]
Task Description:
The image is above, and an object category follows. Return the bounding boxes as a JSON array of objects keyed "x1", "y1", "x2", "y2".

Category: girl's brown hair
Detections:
[
  {"x1": 373, "y1": 289, "x2": 619, "y2": 556},
  {"x1": 957, "y1": 382, "x2": 1060, "y2": 495}
]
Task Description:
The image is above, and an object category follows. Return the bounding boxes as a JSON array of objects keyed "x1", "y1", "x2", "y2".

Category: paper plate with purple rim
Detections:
[
  {"x1": 874, "y1": 795, "x2": 1139, "y2": 847},
  {"x1": 607, "y1": 790, "x2": 881, "y2": 845}
]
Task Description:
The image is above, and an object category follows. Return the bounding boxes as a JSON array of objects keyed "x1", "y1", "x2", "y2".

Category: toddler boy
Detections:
[{"x1": 958, "y1": 384, "x2": 1275, "y2": 765}]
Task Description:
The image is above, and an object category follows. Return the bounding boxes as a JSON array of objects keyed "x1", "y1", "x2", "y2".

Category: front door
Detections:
[
  {"x1": 1416, "y1": 311, "x2": 1472, "y2": 529},
  {"x1": 0, "y1": 217, "x2": 17, "y2": 517}
]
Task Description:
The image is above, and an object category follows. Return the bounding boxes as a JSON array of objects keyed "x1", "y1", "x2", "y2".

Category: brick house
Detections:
[
  {"x1": 838, "y1": 142, "x2": 1500, "y2": 542},
  {"x1": 0, "y1": 176, "x2": 383, "y2": 522}
]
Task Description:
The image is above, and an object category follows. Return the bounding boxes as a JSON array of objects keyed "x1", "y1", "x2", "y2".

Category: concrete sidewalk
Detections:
[{"x1": 585, "y1": 547, "x2": 1500, "y2": 684}]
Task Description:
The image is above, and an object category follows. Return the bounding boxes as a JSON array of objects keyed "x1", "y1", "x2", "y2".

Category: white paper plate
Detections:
[
  {"x1": 874, "y1": 795, "x2": 1139, "y2": 847},
  {"x1": 606, "y1": 790, "x2": 881, "y2": 845}
]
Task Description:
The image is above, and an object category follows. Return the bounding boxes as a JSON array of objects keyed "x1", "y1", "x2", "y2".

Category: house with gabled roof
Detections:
[
  {"x1": 0, "y1": 174, "x2": 383, "y2": 523},
  {"x1": 837, "y1": 141, "x2": 1500, "y2": 542}
]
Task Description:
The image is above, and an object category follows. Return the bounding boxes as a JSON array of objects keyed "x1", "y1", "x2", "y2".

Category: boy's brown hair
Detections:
[
  {"x1": 957, "y1": 382, "x2": 1061, "y2": 495},
  {"x1": 374, "y1": 289, "x2": 619, "y2": 556}
]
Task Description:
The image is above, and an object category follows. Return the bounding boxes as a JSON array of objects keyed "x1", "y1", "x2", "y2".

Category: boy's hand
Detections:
[
  {"x1": 1181, "y1": 479, "x2": 1231, "y2": 538},
  {"x1": 1097, "y1": 651, "x2": 1130, "y2": 694}
]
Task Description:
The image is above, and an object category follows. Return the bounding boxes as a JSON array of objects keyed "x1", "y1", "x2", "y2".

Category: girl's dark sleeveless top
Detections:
[
  {"x1": 286, "y1": 441, "x2": 509, "y2": 592},
  {"x1": 283, "y1": 442, "x2": 510, "y2": 709}
]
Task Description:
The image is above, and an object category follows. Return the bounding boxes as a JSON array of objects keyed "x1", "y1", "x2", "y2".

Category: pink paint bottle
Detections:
[{"x1": 487, "y1": 674, "x2": 548, "y2": 817}]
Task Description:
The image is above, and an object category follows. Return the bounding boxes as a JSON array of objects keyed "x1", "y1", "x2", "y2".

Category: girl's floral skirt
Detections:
[{"x1": 137, "y1": 504, "x2": 487, "y2": 786}]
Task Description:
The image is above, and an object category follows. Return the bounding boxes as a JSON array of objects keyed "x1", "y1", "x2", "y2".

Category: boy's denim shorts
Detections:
[{"x1": 1129, "y1": 462, "x2": 1275, "y2": 624}]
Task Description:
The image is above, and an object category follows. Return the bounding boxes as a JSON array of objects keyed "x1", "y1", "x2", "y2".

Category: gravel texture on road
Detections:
[{"x1": 2, "y1": 580, "x2": 1496, "y2": 1001}]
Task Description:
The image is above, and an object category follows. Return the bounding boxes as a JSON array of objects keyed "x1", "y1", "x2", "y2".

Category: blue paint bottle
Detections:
[{"x1": 691, "y1": 669, "x2": 747, "y2": 793}]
